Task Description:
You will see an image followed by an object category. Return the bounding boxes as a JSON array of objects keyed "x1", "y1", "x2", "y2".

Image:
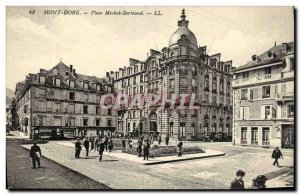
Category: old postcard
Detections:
[{"x1": 6, "y1": 6, "x2": 295, "y2": 190}]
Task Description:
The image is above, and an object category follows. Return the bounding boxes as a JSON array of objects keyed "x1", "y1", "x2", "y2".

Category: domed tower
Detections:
[
  {"x1": 168, "y1": 9, "x2": 199, "y2": 58},
  {"x1": 159, "y1": 9, "x2": 202, "y2": 141}
]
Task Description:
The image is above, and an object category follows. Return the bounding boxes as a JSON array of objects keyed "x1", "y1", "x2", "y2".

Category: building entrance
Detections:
[{"x1": 282, "y1": 124, "x2": 294, "y2": 148}]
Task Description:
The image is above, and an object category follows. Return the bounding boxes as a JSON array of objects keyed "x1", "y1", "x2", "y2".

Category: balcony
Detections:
[
  {"x1": 251, "y1": 141, "x2": 258, "y2": 145},
  {"x1": 233, "y1": 72, "x2": 283, "y2": 87},
  {"x1": 262, "y1": 141, "x2": 270, "y2": 147},
  {"x1": 241, "y1": 140, "x2": 247, "y2": 145},
  {"x1": 275, "y1": 92, "x2": 294, "y2": 102}
]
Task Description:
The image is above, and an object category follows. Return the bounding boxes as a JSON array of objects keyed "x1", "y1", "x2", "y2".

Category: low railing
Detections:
[
  {"x1": 233, "y1": 72, "x2": 282, "y2": 86},
  {"x1": 262, "y1": 141, "x2": 270, "y2": 146},
  {"x1": 241, "y1": 140, "x2": 247, "y2": 145},
  {"x1": 251, "y1": 141, "x2": 258, "y2": 145}
]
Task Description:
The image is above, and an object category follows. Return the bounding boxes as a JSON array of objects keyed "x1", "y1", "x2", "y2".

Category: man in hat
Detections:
[
  {"x1": 98, "y1": 139, "x2": 105, "y2": 161},
  {"x1": 75, "y1": 138, "x2": 82, "y2": 158},
  {"x1": 230, "y1": 170, "x2": 246, "y2": 189},
  {"x1": 252, "y1": 175, "x2": 268, "y2": 189},
  {"x1": 29, "y1": 143, "x2": 42, "y2": 168},
  {"x1": 272, "y1": 146, "x2": 283, "y2": 167}
]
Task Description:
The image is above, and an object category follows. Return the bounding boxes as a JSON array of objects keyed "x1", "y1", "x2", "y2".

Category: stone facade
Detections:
[
  {"x1": 232, "y1": 42, "x2": 294, "y2": 148},
  {"x1": 107, "y1": 9, "x2": 233, "y2": 141},
  {"x1": 15, "y1": 62, "x2": 116, "y2": 139}
]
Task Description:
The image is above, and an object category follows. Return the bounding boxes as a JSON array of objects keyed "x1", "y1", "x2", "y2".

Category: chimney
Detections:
[
  {"x1": 70, "y1": 65, "x2": 73, "y2": 72},
  {"x1": 72, "y1": 69, "x2": 76, "y2": 75},
  {"x1": 282, "y1": 43, "x2": 289, "y2": 53},
  {"x1": 106, "y1": 72, "x2": 109, "y2": 77}
]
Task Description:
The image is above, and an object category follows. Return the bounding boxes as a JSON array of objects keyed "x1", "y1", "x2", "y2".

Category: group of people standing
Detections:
[{"x1": 75, "y1": 134, "x2": 114, "y2": 161}]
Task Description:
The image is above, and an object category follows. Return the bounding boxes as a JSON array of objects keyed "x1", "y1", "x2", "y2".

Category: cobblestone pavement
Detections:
[
  {"x1": 21, "y1": 140, "x2": 294, "y2": 189},
  {"x1": 6, "y1": 138, "x2": 110, "y2": 190}
]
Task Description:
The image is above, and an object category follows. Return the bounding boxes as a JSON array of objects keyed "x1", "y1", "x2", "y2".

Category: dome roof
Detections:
[
  {"x1": 168, "y1": 9, "x2": 198, "y2": 47},
  {"x1": 168, "y1": 26, "x2": 198, "y2": 47}
]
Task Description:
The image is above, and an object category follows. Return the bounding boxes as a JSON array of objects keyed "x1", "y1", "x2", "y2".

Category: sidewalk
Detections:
[
  {"x1": 224, "y1": 144, "x2": 294, "y2": 153},
  {"x1": 56, "y1": 142, "x2": 225, "y2": 165}
]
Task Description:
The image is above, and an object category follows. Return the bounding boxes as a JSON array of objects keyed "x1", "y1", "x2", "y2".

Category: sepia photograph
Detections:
[{"x1": 5, "y1": 6, "x2": 295, "y2": 190}]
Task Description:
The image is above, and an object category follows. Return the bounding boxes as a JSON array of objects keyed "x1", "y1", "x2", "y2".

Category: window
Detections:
[
  {"x1": 140, "y1": 110, "x2": 143, "y2": 118},
  {"x1": 240, "y1": 107, "x2": 249, "y2": 120},
  {"x1": 69, "y1": 104, "x2": 75, "y2": 113},
  {"x1": 55, "y1": 103, "x2": 61, "y2": 113},
  {"x1": 83, "y1": 105, "x2": 88, "y2": 114},
  {"x1": 288, "y1": 105, "x2": 294, "y2": 118},
  {"x1": 96, "y1": 119, "x2": 100, "y2": 126},
  {"x1": 242, "y1": 72, "x2": 249, "y2": 79},
  {"x1": 241, "y1": 127, "x2": 247, "y2": 141},
  {"x1": 69, "y1": 92, "x2": 75, "y2": 100},
  {"x1": 69, "y1": 118, "x2": 75, "y2": 126},
  {"x1": 140, "y1": 75, "x2": 144, "y2": 83},
  {"x1": 133, "y1": 111, "x2": 136, "y2": 118},
  {"x1": 69, "y1": 80, "x2": 75, "y2": 88},
  {"x1": 251, "y1": 127, "x2": 258, "y2": 144},
  {"x1": 262, "y1": 86, "x2": 270, "y2": 98},
  {"x1": 107, "y1": 119, "x2": 112, "y2": 127},
  {"x1": 127, "y1": 122, "x2": 130, "y2": 131},
  {"x1": 83, "y1": 119, "x2": 88, "y2": 126},
  {"x1": 108, "y1": 108, "x2": 112, "y2": 116},
  {"x1": 128, "y1": 78, "x2": 131, "y2": 86},
  {"x1": 262, "y1": 127, "x2": 270, "y2": 142},
  {"x1": 241, "y1": 89, "x2": 248, "y2": 100},
  {"x1": 39, "y1": 76, "x2": 45, "y2": 84},
  {"x1": 55, "y1": 78, "x2": 61, "y2": 87},
  {"x1": 204, "y1": 79, "x2": 209, "y2": 90},
  {"x1": 24, "y1": 105, "x2": 27, "y2": 113},
  {"x1": 96, "y1": 84, "x2": 101, "y2": 91},
  {"x1": 133, "y1": 77, "x2": 137, "y2": 85},
  {"x1": 290, "y1": 58, "x2": 294, "y2": 70},
  {"x1": 250, "y1": 88, "x2": 258, "y2": 100},
  {"x1": 96, "y1": 106, "x2": 100, "y2": 115},
  {"x1": 265, "y1": 67, "x2": 272, "y2": 75},
  {"x1": 170, "y1": 79, "x2": 175, "y2": 89},
  {"x1": 265, "y1": 106, "x2": 271, "y2": 119},
  {"x1": 140, "y1": 86, "x2": 143, "y2": 93}
]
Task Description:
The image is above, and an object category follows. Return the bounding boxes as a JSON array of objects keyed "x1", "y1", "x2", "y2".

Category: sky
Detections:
[{"x1": 6, "y1": 6, "x2": 294, "y2": 90}]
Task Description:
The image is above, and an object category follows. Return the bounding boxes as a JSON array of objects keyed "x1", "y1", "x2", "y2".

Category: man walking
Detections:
[
  {"x1": 29, "y1": 143, "x2": 42, "y2": 169},
  {"x1": 177, "y1": 138, "x2": 183, "y2": 157},
  {"x1": 272, "y1": 146, "x2": 283, "y2": 167},
  {"x1": 75, "y1": 138, "x2": 82, "y2": 158},
  {"x1": 165, "y1": 134, "x2": 169, "y2": 146},
  {"x1": 122, "y1": 137, "x2": 126, "y2": 151},
  {"x1": 230, "y1": 170, "x2": 246, "y2": 189},
  {"x1": 143, "y1": 137, "x2": 150, "y2": 161},
  {"x1": 83, "y1": 136, "x2": 90, "y2": 158},
  {"x1": 98, "y1": 139, "x2": 105, "y2": 161},
  {"x1": 137, "y1": 138, "x2": 143, "y2": 157},
  {"x1": 104, "y1": 135, "x2": 108, "y2": 152}
]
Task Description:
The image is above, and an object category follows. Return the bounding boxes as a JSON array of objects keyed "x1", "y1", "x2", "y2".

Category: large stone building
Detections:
[
  {"x1": 107, "y1": 9, "x2": 233, "y2": 141},
  {"x1": 15, "y1": 62, "x2": 116, "y2": 139},
  {"x1": 232, "y1": 42, "x2": 294, "y2": 148}
]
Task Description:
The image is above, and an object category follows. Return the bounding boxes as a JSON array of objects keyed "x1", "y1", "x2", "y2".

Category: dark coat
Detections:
[
  {"x1": 83, "y1": 139, "x2": 89, "y2": 148},
  {"x1": 99, "y1": 143, "x2": 105, "y2": 153},
  {"x1": 75, "y1": 141, "x2": 82, "y2": 151},
  {"x1": 30, "y1": 145, "x2": 41, "y2": 158},
  {"x1": 122, "y1": 139, "x2": 126, "y2": 146},
  {"x1": 230, "y1": 178, "x2": 245, "y2": 189},
  {"x1": 272, "y1": 149, "x2": 283, "y2": 159}
]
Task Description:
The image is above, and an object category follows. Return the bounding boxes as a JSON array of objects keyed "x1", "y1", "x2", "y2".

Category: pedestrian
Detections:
[
  {"x1": 230, "y1": 170, "x2": 245, "y2": 189},
  {"x1": 122, "y1": 137, "x2": 126, "y2": 151},
  {"x1": 143, "y1": 138, "x2": 150, "y2": 161},
  {"x1": 108, "y1": 137, "x2": 113, "y2": 152},
  {"x1": 90, "y1": 135, "x2": 95, "y2": 151},
  {"x1": 94, "y1": 136, "x2": 99, "y2": 152},
  {"x1": 83, "y1": 136, "x2": 90, "y2": 158},
  {"x1": 137, "y1": 138, "x2": 143, "y2": 157},
  {"x1": 165, "y1": 134, "x2": 169, "y2": 146},
  {"x1": 251, "y1": 175, "x2": 268, "y2": 189},
  {"x1": 177, "y1": 138, "x2": 183, "y2": 157},
  {"x1": 98, "y1": 140, "x2": 105, "y2": 161},
  {"x1": 75, "y1": 138, "x2": 82, "y2": 158},
  {"x1": 158, "y1": 135, "x2": 162, "y2": 145},
  {"x1": 128, "y1": 138, "x2": 133, "y2": 149},
  {"x1": 29, "y1": 143, "x2": 42, "y2": 169},
  {"x1": 272, "y1": 146, "x2": 283, "y2": 167},
  {"x1": 141, "y1": 135, "x2": 144, "y2": 142},
  {"x1": 104, "y1": 135, "x2": 108, "y2": 152}
]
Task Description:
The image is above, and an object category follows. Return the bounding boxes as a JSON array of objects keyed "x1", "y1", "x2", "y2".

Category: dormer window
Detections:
[
  {"x1": 83, "y1": 82, "x2": 89, "y2": 90},
  {"x1": 96, "y1": 84, "x2": 101, "y2": 91},
  {"x1": 69, "y1": 80, "x2": 75, "y2": 88},
  {"x1": 55, "y1": 78, "x2": 61, "y2": 87},
  {"x1": 39, "y1": 76, "x2": 45, "y2": 84}
]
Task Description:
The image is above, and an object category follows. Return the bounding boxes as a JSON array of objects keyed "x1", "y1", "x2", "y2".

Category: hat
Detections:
[
  {"x1": 236, "y1": 170, "x2": 246, "y2": 177},
  {"x1": 276, "y1": 146, "x2": 279, "y2": 149},
  {"x1": 254, "y1": 175, "x2": 268, "y2": 182}
]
